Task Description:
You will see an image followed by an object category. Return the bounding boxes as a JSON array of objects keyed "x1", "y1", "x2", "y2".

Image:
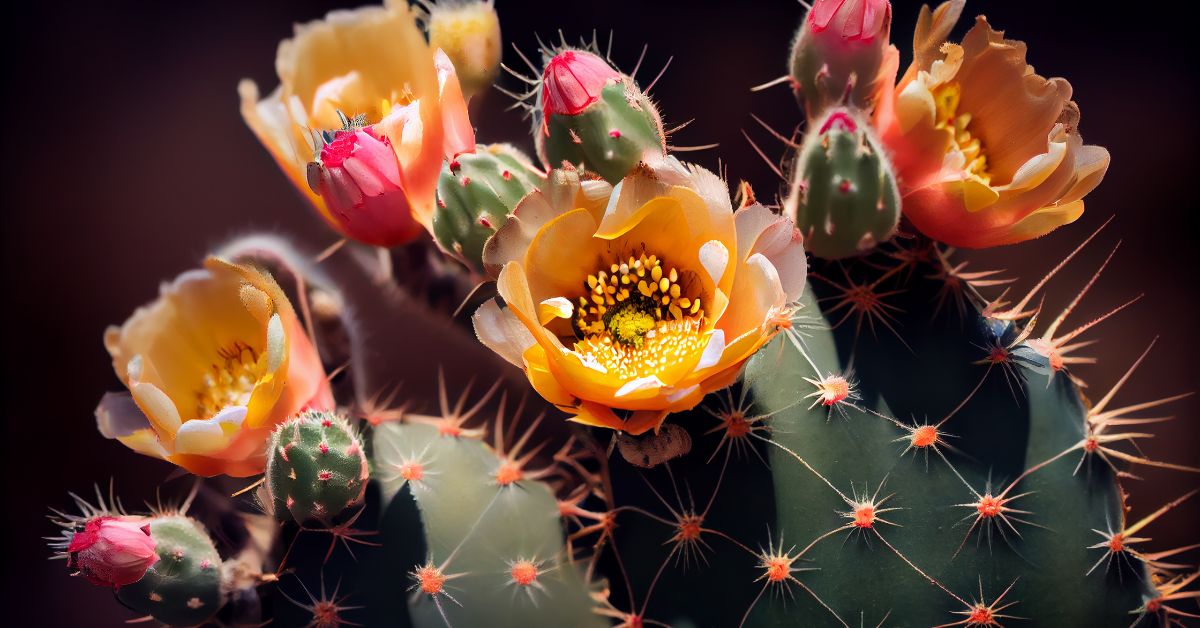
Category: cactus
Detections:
[
  {"x1": 433, "y1": 144, "x2": 545, "y2": 272},
  {"x1": 117, "y1": 515, "x2": 224, "y2": 626},
  {"x1": 371, "y1": 413, "x2": 601, "y2": 627},
  {"x1": 52, "y1": 1, "x2": 1198, "y2": 627},
  {"x1": 264, "y1": 410, "x2": 369, "y2": 524},
  {"x1": 786, "y1": 108, "x2": 900, "y2": 259},
  {"x1": 532, "y1": 49, "x2": 666, "y2": 184}
]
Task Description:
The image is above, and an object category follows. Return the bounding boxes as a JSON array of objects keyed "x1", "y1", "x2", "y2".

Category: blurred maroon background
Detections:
[{"x1": 2, "y1": 0, "x2": 1196, "y2": 624}]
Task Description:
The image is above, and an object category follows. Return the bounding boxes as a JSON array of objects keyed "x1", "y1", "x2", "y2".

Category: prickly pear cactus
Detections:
[
  {"x1": 371, "y1": 414, "x2": 602, "y2": 627},
  {"x1": 787, "y1": 108, "x2": 900, "y2": 259},
  {"x1": 433, "y1": 144, "x2": 545, "y2": 271},
  {"x1": 51, "y1": 1, "x2": 1198, "y2": 627},
  {"x1": 116, "y1": 516, "x2": 224, "y2": 626},
  {"x1": 265, "y1": 410, "x2": 369, "y2": 524}
]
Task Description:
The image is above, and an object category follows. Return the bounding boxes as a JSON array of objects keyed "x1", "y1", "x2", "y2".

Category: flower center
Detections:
[
  {"x1": 196, "y1": 342, "x2": 264, "y2": 419},
  {"x1": 572, "y1": 253, "x2": 706, "y2": 380},
  {"x1": 932, "y1": 82, "x2": 990, "y2": 184}
]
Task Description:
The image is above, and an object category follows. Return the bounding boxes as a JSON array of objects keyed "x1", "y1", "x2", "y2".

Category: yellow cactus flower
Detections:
[
  {"x1": 473, "y1": 159, "x2": 807, "y2": 434},
  {"x1": 425, "y1": 0, "x2": 503, "y2": 101},
  {"x1": 874, "y1": 1, "x2": 1110, "y2": 248},
  {"x1": 239, "y1": 0, "x2": 475, "y2": 247},
  {"x1": 97, "y1": 258, "x2": 333, "y2": 477}
]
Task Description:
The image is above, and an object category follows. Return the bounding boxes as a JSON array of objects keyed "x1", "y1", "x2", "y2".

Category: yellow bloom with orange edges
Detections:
[
  {"x1": 239, "y1": 0, "x2": 475, "y2": 247},
  {"x1": 473, "y1": 159, "x2": 807, "y2": 434},
  {"x1": 874, "y1": 1, "x2": 1110, "y2": 248},
  {"x1": 97, "y1": 258, "x2": 333, "y2": 477}
]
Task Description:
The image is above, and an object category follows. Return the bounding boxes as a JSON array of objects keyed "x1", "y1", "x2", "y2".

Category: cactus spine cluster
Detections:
[{"x1": 265, "y1": 410, "x2": 369, "y2": 524}]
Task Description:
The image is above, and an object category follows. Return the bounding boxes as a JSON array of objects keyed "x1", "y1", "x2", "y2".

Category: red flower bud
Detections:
[
  {"x1": 541, "y1": 50, "x2": 621, "y2": 120},
  {"x1": 307, "y1": 124, "x2": 424, "y2": 247},
  {"x1": 808, "y1": 0, "x2": 890, "y2": 44},
  {"x1": 67, "y1": 516, "x2": 158, "y2": 588}
]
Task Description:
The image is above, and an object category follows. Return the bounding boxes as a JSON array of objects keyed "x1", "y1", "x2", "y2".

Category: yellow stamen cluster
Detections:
[
  {"x1": 932, "y1": 82, "x2": 990, "y2": 184},
  {"x1": 572, "y1": 253, "x2": 707, "y2": 380},
  {"x1": 196, "y1": 342, "x2": 264, "y2": 418}
]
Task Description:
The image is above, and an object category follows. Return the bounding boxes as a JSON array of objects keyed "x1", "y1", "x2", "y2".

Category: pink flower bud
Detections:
[
  {"x1": 306, "y1": 126, "x2": 424, "y2": 247},
  {"x1": 808, "y1": 0, "x2": 891, "y2": 44},
  {"x1": 541, "y1": 50, "x2": 622, "y2": 119},
  {"x1": 67, "y1": 516, "x2": 158, "y2": 588}
]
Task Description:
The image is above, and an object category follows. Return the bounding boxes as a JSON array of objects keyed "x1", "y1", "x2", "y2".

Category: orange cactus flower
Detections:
[
  {"x1": 97, "y1": 258, "x2": 333, "y2": 477},
  {"x1": 473, "y1": 159, "x2": 806, "y2": 435},
  {"x1": 874, "y1": 1, "x2": 1110, "y2": 248},
  {"x1": 239, "y1": 0, "x2": 475, "y2": 247}
]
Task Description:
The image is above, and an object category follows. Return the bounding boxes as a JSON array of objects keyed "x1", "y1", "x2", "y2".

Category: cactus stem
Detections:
[
  {"x1": 752, "y1": 432, "x2": 848, "y2": 503},
  {"x1": 743, "y1": 532, "x2": 845, "y2": 628}
]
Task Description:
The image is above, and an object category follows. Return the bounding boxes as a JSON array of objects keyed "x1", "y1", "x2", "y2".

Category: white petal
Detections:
[
  {"x1": 131, "y1": 383, "x2": 182, "y2": 433},
  {"x1": 472, "y1": 299, "x2": 536, "y2": 368},
  {"x1": 696, "y1": 329, "x2": 726, "y2": 371},
  {"x1": 95, "y1": 392, "x2": 151, "y2": 439},
  {"x1": 175, "y1": 419, "x2": 230, "y2": 455},
  {"x1": 698, "y1": 240, "x2": 729, "y2": 285},
  {"x1": 538, "y1": 297, "x2": 575, "y2": 325},
  {"x1": 666, "y1": 385, "x2": 699, "y2": 403},
  {"x1": 266, "y1": 313, "x2": 286, "y2": 373},
  {"x1": 615, "y1": 375, "x2": 665, "y2": 398},
  {"x1": 212, "y1": 406, "x2": 248, "y2": 430}
]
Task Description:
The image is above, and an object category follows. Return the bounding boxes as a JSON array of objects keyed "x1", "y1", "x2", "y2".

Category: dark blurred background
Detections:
[{"x1": 2, "y1": 0, "x2": 1197, "y2": 625}]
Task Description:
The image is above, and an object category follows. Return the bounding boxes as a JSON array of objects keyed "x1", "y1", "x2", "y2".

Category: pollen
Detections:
[
  {"x1": 912, "y1": 425, "x2": 938, "y2": 448},
  {"x1": 509, "y1": 560, "x2": 539, "y2": 586},
  {"x1": 932, "y1": 82, "x2": 991, "y2": 184},
  {"x1": 572, "y1": 253, "x2": 708, "y2": 380},
  {"x1": 197, "y1": 342, "x2": 265, "y2": 418}
]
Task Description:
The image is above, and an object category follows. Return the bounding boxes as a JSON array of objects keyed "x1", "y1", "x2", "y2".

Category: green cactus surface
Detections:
[
  {"x1": 537, "y1": 81, "x2": 665, "y2": 184},
  {"x1": 790, "y1": 109, "x2": 900, "y2": 259},
  {"x1": 265, "y1": 410, "x2": 369, "y2": 524},
  {"x1": 433, "y1": 143, "x2": 545, "y2": 272},
  {"x1": 116, "y1": 515, "x2": 224, "y2": 626},
  {"x1": 371, "y1": 420, "x2": 603, "y2": 628}
]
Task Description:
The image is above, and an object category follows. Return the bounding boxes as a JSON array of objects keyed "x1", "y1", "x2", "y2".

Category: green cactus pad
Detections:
[
  {"x1": 116, "y1": 515, "x2": 224, "y2": 626},
  {"x1": 790, "y1": 110, "x2": 900, "y2": 259},
  {"x1": 433, "y1": 144, "x2": 545, "y2": 272},
  {"x1": 538, "y1": 81, "x2": 665, "y2": 184},
  {"x1": 265, "y1": 410, "x2": 369, "y2": 524},
  {"x1": 372, "y1": 421, "x2": 603, "y2": 628}
]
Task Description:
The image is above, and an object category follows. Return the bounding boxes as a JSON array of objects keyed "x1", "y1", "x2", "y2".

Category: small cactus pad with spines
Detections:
[
  {"x1": 433, "y1": 143, "x2": 545, "y2": 272},
  {"x1": 372, "y1": 421, "x2": 603, "y2": 627},
  {"x1": 537, "y1": 80, "x2": 665, "y2": 184},
  {"x1": 265, "y1": 410, "x2": 369, "y2": 524},
  {"x1": 788, "y1": 109, "x2": 900, "y2": 259},
  {"x1": 116, "y1": 515, "x2": 224, "y2": 626}
]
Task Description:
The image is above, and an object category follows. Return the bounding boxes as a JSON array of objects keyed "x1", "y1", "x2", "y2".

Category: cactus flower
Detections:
[
  {"x1": 239, "y1": 0, "x2": 475, "y2": 247},
  {"x1": 67, "y1": 516, "x2": 158, "y2": 588},
  {"x1": 474, "y1": 158, "x2": 806, "y2": 434},
  {"x1": 425, "y1": 0, "x2": 502, "y2": 101},
  {"x1": 790, "y1": 0, "x2": 893, "y2": 114},
  {"x1": 874, "y1": 3, "x2": 1110, "y2": 248},
  {"x1": 97, "y1": 258, "x2": 333, "y2": 477}
]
